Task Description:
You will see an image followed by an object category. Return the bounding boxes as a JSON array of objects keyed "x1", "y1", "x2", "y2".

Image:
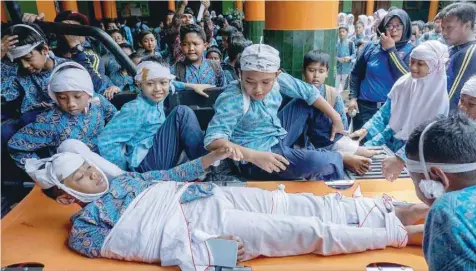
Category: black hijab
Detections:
[{"x1": 377, "y1": 8, "x2": 412, "y2": 50}]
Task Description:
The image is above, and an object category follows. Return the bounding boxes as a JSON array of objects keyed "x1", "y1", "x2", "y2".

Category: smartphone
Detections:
[{"x1": 376, "y1": 28, "x2": 383, "y2": 37}]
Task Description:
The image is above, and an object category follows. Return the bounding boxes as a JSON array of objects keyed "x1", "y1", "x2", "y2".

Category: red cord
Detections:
[
  {"x1": 180, "y1": 202, "x2": 198, "y2": 271},
  {"x1": 358, "y1": 204, "x2": 377, "y2": 227}
]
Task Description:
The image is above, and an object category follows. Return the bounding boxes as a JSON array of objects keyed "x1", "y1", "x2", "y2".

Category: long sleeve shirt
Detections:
[
  {"x1": 350, "y1": 42, "x2": 414, "y2": 103},
  {"x1": 68, "y1": 158, "x2": 213, "y2": 258},
  {"x1": 319, "y1": 84, "x2": 348, "y2": 130},
  {"x1": 204, "y1": 73, "x2": 320, "y2": 152},
  {"x1": 8, "y1": 95, "x2": 117, "y2": 169},
  {"x1": 171, "y1": 58, "x2": 227, "y2": 87},
  {"x1": 336, "y1": 39, "x2": 356, "y2": 75},
  {"x1": 447, "y1": 40, "x2": 476, "y2": 109}
]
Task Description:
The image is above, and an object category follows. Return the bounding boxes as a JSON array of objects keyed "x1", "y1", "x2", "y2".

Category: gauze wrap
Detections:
[
  {"x1": 6, "y1": 24, "x2": 44, "y2": 61},
  {"x1": 461, "y1": 76, "x2": 476, "y2": 98},
  {"x1": 25, "y1": 152, "x2": 109, "y2": 203},
  {"x1": 135, "y1": 61, "x2": 176, "y2": 82},
  {"x1": 47, "y1": 62, "x2": 95, "y2": 104},
  {"x1": 240, "y1": 43, "x2": 280, "y2": 73}
]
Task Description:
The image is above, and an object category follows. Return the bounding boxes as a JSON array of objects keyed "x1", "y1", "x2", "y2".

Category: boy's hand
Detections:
[
  {"x1": 249, "y1": 151, "x2": 289, "y2": 174},
  {"x1": 201, "y1": 147, "x2": 233, "y2": 169},
  {"x1": 1, "y1": 35, "x2": 19, "y2": 59},
  {"x1": 330, "y1": 117, "x2": 346, "y2": 141},
  {"x1": 22, "y1": 12, "x2": 44, "y2": 23},
  {"x1": 104, "y1": 86, "x2": 120, "y2": 100},
  {"x1": 349, "y1": 128, "x2": 368, "y2": 142},
  {"x1": 215, "y1": 235, "x2": 245, "y2": 262},
  {"x1": 191, "y1": 84, "x2": 215, "y2": 98}
]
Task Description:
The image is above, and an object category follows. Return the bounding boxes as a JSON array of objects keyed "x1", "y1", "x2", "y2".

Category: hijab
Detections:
[{"x1": 378, "y1": 8, "x2": 412, "y2": 50}]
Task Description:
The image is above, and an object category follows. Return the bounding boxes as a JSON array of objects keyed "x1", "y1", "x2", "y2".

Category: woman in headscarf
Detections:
[
  {"x1": 358, "y1": 15, "x2": 369, "y2": 36},
  {"x1": 346, "y1": 14, "x2": 355, "y2": 38},
  {"x1": 338, "y1": 13, "x2": 347, "y2": 26},
  {"x1": 350, "y1": 41, "x2": 450, "y2": 181},
  {"x1": 366, "y1": 16, "x2": 375, "y2": 37},
  {"x1": 348, "y1": 8, "x2": 415, "y2": 131}
]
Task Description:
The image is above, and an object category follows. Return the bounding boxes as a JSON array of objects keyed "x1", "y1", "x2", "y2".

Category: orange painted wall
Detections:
[
  {"x1": 245, "y1": 0, "x2": 265, "y2": 21},
  {"x1": 36, "y1": 0, "x2": 57, "y2": 22},
  {"x1": 61, "y1": 0, "x2": 78, "y2": 12}
]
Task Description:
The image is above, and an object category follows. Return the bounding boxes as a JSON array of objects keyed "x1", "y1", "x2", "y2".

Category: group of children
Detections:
[{"x1": 1, "y1": 2, "x2": 476, "y2": 270}]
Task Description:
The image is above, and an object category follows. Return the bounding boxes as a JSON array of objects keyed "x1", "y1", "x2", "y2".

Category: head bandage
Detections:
[
  {"x1": 406, "y1": 121, "x2": 476, "y2": 199},
  {"x1": 47, "y1": 62, "x2": 94, "y2": 104},
  {"x1": 6, "y1": 24, "x2": 45, "y2": 61},
  {"x1": 240, "y1": 39, "x2": 280, "y2": 73},
  {"x1": 135, "y1": 61, "x2": 175, "y2": 82},
  {"x1": 25, "y1": 152, "x2": 109, "y2": 203},
  {"x1": 461, "y1": 76, "x2": 476, "y2": 98}
]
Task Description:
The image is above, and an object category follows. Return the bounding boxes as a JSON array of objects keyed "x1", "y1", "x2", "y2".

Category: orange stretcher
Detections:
[{"x1": 1, "y1": 179, "x2": 428, "y2": 271}]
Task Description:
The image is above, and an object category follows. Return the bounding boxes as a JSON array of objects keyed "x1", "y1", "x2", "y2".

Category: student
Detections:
[
  {"x1": 205, "y1": 44, "x2": 374, "y2": 180},
  {"x1": 338, "y1": 13, "x2": 346, "y2": 26},
  {"x1": 103, "y1": 42, "x2": 133, "y2": 79},
  {"x1": 352, "y1": 21, "x2": 369, "y2": 49},
  {"x1": 220, "y1": 25, "x2": 238, "y2": 60},
  {"x1": 404, "y1": 114, "x2": 476, "y2": 271},
  {"x1": 222, "y1": 34, "x2": 250, "y2": 82},
  {"x1": 25, "y1": 145, "x2": 427, "y2": 269},
  {"x1": 459, "y1": 76, "x2": 476, "y2": 120},
  {"x1": 205, "y1": 45, "x2": 222, "y2": 62},
  {"x1": 98, "y1": 56, "x2": 206, "y2": 172},
  {"x1": 109, "y1": 29, "x2": 126, "y2": 45},
  {"x1": 419, "y1": 13, "x2": 443, "y2": 43},
  {"x1": 336, "y1": 25, "x2": 356, "y2": 94},
  {"x1": 350, "y1": 41, "x2": 450, "y2": 181},
  {"x1": 8, "y1": 62, "x2": 117, "y2": 170},
  {"x1": 439, "y1": 2, "x2": 476, "y2": 109},
  {"x1": 136, "y1": 31, "x2": 161, "y2": 57},
  {"x1": 346, "y1": 14, "x2": 355, "y2": 38},
  {"x1": 118, "y1": 18, "x2": 134, "y2": 48},
  {"x1": 349, "y1": 8, "x2": 414, "y2": 130},
  {"x1": 171, "y1": 24, "x2": 227, "y2": 87},
  {"x1": 109, "y1": 52, "x2": 142, "y2": 93},
  {"x1": 411, "y1": 21, "x2": 425, "y2": 46}
]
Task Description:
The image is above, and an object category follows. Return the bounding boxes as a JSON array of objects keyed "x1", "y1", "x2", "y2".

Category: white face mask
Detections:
[{"x1": 406, "y1": 121, "x2": 476, "y2": 199}]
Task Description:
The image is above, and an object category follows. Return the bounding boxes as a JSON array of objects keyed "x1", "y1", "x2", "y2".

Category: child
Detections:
[
  {"x1": 346, "y1": 14, "x2": 355, "y2": 38},
  {"x1": 353, "y1": 21, "x2": 369, "y2": 48},
  {"x1": 104, "y1": 43, "x2": 133, "y2": 77},
  {"x1": 171, "y1": 24, "x2": 227, "y2": 87},
  {"x1": 109, "y1": 29, "x2": 126, "y2": 45},
  {"x1": 338, "y1": 13, "x2": 347, "y2": 26},
  {"x1": 136, "y1": 31, "x2": 161, "y2": 57},
  {"x1": 8, "y1": 62, "x2": 117, "y2": 170},
  {"x1": 222, "y1": 34, "x2": 251, "y2": 82},
  {"x1": 439, "y1": 2, "x2": 476, "y2": 109},
  {"x1": 459, "y1": 76, "x2": 476, "y2": 120},
  {"x1": 205, "y1": 44, "x2": 373, "y2": 180},
  {"x1": 350, "y1": 41, "x2": 450, "y2": 181},
  {"x1": 98, "y1": 56, "x2": 207, "y2": 172},
  {"x1": 404, "y1": 113, "x2": 476, "y2": 271},
  {"x1": 419, "y1": 14, "x2": 443, "y2": 43},
  {"x1": 109, "y1": 52, "x2": 142, "y2": 93},
  {"x1": 336, "y1": 25, "x2": 356, "y2": 94},
  {"x1": 205, "y1": 45, "x2": 222, "y2": 62}
]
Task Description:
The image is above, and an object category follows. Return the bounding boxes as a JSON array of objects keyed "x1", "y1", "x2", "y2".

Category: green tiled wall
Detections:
[
  {"x1": 390, "y1": 1, "x2": 403, "y2": 8},
  {"x1": 264, "y1": 29, "x2": 338, "y2": 86},
  {"x1": 343, "y1": 0, "x2": 352, "y2": 13},
  {"x1": 246, "y1": 21, "x2": 264, "y2": 44}
]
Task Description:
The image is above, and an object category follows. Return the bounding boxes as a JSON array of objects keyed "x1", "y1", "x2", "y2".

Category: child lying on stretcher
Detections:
[{"x1": 25, "y1": 139, "x2": 427, "y2": 270}]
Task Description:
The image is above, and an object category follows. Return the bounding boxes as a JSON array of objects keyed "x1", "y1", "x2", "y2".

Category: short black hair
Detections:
[
  {"x1": 434, "y1": 12, "x2": 442, "y2": 21},
  {"x1": 167, "y1": 10, "x2": 175, "y2": 16},
  {"x1": 229, "y1": 19, "x2": 243, "y2": 33},
  {"x1": 338, "y1": 25, "x2": 349, "y2": 32},
  {"x1": 303, "y1": 49, "x2": 330, "y2": 70},
  {"x1": 206, "y1": 45, "x2": 222, "y2": 58},
  {"x1": 184, "y1": 7, "x2": 194, "y2": 16},
  {"x1": 234, "y1": 53, "x2": 242, "y2": 75},
  {"x1": 139, "y1": 55, "x2": 169, "y2": 68},
  {"x1": 180, "y1": 24, "x2": 206, "y2": 42},
  {"x1": 108, "y1": 29, "x2": 122, "y2": 36},
  {"x1": 412, "y1": 20, "x2": 425, "y2": 32},
  {"x1": 228, "y1": 34, "x2": 251, "y2": 61},
  {"x1": 4, "y1": 23, "x2": 47, "y2": 51},
  {"x1": 406, "y1": 113, "x2": 476, "y2": 180},
  {"x1": 119, "y1": 42, "x2": 133, "y2": 51},
  {"x1": 440, "y1": 2, "x2": 476, "y2": 29},
  {"x1": 138, "y1": 31, "x2": 155, "y2": 42},
  {"x1": 42, "y1": 186, "x2": 66, "y2": 201},
  {"x1": 215, "y1": 16, "x2": 226, "y2": 28},
  {"x1": 425, "y1": 22, "x2": 435, "y2": 30},
  {"x1": 221, "y1": 26, "x2": 238, "y2": 37}
]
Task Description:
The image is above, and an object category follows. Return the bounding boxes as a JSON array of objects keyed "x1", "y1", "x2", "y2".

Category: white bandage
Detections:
[
  {"x1": 240, "y1": 42, "x2": 280, "y2": 73},
  {"x1": 6, "y1": 24, "x2": 44, "y2": 61},
  {"x1": 135, "y1": 61, "x2": 175, "y2": 82},
  {"x1": 48, "y1": 62, "x2": 95, "y2": 104}
]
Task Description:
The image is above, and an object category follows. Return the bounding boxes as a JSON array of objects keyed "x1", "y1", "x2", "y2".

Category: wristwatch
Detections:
[{"x1": 70, "y1": 44, "x2": 84, "y2": 55}]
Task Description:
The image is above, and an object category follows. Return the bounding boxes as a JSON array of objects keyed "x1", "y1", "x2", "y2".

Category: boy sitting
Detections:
[{"x1": 405, "y1": 113, "x2": 476, "y2": 270}]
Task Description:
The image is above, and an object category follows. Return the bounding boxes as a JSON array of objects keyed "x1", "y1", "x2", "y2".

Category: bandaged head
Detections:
[
  {"x1": 240, "y1": 41, "x2": 280, "y2": 73},
  {"x1": 461, "y1": 76, "x2": 476, "y2": 98},
  {"x1": 25, "y1": 152, "x2": 109, "y2": 203},
  {"x1": 410, "y1": 41, "x2": 449, "y2": 74},
  {"x1": 47, "y1": 62, "x2": 94, "y2": 104},
  {"x1": 135, "y1": 61, "x2": 176, "y2": 82},
  {"x1": 406, "y1": 121, "x2": 476, "y2": 199},
  {"x1": 6, "y1": 24, "x2": 45, "y2": 61}
]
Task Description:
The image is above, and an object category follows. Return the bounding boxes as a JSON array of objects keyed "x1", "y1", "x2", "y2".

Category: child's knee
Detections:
[{"x1": 175, "y1": 105, "x2": 195, "y2": 117}]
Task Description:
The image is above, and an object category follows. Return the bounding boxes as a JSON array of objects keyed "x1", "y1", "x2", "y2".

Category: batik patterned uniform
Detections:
[
  {"x1": 8, "y1": 95, "x2": 117, "y2": 169},
  {"x1": 171, "y1": 59, "x2": 227, "y2": 87},
  {"x1": 424, "y1": 185, "x2": 476, "y2": 271},
  {"x1": 1, "y1": 56, "x2": 68, "y2": 113},
  {"x1": 109, "y1": 70, "x2": 140, "y2": 93},
  {"x1": 68, "y1": 158, "x2": 212, "y2": 258}
]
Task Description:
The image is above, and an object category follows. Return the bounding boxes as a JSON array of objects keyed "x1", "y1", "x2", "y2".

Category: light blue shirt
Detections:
[{"x1": 204, "y1": 73, "x2": 320, "y2": 152}]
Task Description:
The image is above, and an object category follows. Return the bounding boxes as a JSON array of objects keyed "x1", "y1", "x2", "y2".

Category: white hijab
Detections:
[
  {"x1": 388, "y1": 40, "x2": 450, "y2": 140},
  {"x1": 346, "y1": 14, "x2": 355, "y2": 37},
  {"x1": 338, "y1": 13, "x2": 347, "y2": 25}
]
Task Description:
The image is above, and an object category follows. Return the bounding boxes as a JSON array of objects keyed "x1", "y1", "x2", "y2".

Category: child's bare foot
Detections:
[
  {"x1": 395, "y1": 203, "x2": 429, "y2": 226},
  {"x1": 405, "y1": 224, "x2": 424, "y2": 246},
  {"x1": 342, "y1": 153, "x2": 372, "y2": 175},
  {"x1": 355, "y1": 147, "x2": 378, "y2": 158}
]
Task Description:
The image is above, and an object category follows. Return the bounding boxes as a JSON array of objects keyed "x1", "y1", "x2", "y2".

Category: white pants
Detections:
[
  {"x1": 183, "y1": 186, "x2": 406, "y2": 263},
  {"x1": 336, "y1": 74, "x2": 349, "y2": 94}
]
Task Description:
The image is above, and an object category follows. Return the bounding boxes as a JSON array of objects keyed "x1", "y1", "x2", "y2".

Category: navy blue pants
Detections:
[
  {"x1": 352, "y1": 100, "x2": 380, "y2": 132},
  {"x1": 240, "y1": 99, "x2": 345, "y2": 181},
  {"x1": 136, "y1": 105, "x2": 207, "y2": 173}
]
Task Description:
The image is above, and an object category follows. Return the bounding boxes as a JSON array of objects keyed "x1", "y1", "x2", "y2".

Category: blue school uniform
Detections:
[
  {"x1": 8, "y1": 95, "x2": 117, "y2": 169},
  {"x1": 336, "y1": 39, "x2": 356, "y2": 75},
  {"x1": 109, "y1": 70, "x2": 140, "y2": 93},
  {"x1": 447, "y1": 40, "x2": 476, "y2": 109},
  {"x1": 423, "y1": 185, "x2": 476, "y2": 271},
  {"x1": 205, "y1": 73, "x2": 344, "y2": 180},
  {"x1": 319, "y1": 84, "x2": 348, "y2": 130},
  {"x1": 171, "y1": 58, "x2": 227, "y2": 87},
  {"x1": 69, "y1": 159, "x2": 213, "y2": 258}
]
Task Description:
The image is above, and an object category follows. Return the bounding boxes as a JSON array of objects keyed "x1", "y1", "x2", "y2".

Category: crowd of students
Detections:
[{"x1": 1, "y1": 1, "x2": 476, "y2": 270}]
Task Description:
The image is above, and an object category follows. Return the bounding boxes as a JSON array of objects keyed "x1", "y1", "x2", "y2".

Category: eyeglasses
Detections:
[{"x1": 386, "y1": 24, "x2": 403, "y2": 31}]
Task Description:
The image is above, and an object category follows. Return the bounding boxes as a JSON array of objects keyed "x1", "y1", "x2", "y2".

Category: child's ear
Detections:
[
  {"x1": 56, "y1": 194, "x2": 76, "y2": 205},
  {"x1": 429, "y1": 166, "x2": 450, "y2": 190}
]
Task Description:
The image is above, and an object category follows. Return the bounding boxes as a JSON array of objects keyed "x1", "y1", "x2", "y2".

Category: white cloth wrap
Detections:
[
  {"x1": 270, "y1": 184, "x2": 289, "y2": 215},
  {"x1": 240, "y1": 44, "x2": 280, "y2": 73},
  {"x1": 47, "y1": 62, "x2": 95, "y2": 104},
  {"x1": 461, "y1": 76, "x2": 476, "y2": 97},
  {"x1": 25, "y1": 152, "x2": 109, "y2": 203},
  {"x1": 135, "y1": 61, "x2": 176, "y2": 82},
  {"x1": 330, "y1": 136, "x2": 360, "y2": 154},
  {"x1": 388, "y1": 41, "x2": 449, "y2": 140},
  {"x1": 6, "y1": 24, "x2": 44, "y2": 61}
]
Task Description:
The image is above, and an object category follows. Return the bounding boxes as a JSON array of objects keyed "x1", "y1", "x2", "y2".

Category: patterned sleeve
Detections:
[
  {"x1": 97, "y1": 94, "x2": 117, "y2": 123},
  {"x1": 8, "y1": 111, "x2": 58, "y2": 169},
  {"x1": 277, "y1": 73, "x2": 320, "y2": 105},
  {"x1": 363, "y1": 99, "x2": 391, "y2": 139},
  {"x1": 140, "y1": 157, "x2": 206, "y2": 182},
  {"x1": 216, "y1": 65, "x2": 227, "y2": 87},
  {"x1": 98, "y1": 101, "x2": 142, "y2": 170},
  {"x1": 69, "y1": 209, "x2": 109, "y2": 258},
  {"x1": 1, "y1": 61, "x2": 21, "y2": 102},
  {"x1": 335, "y1": 95, "x2": 349, "y2": 130},
  {"x1": 204, "y1": 85, "x2": 244, "y2": 147}
]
